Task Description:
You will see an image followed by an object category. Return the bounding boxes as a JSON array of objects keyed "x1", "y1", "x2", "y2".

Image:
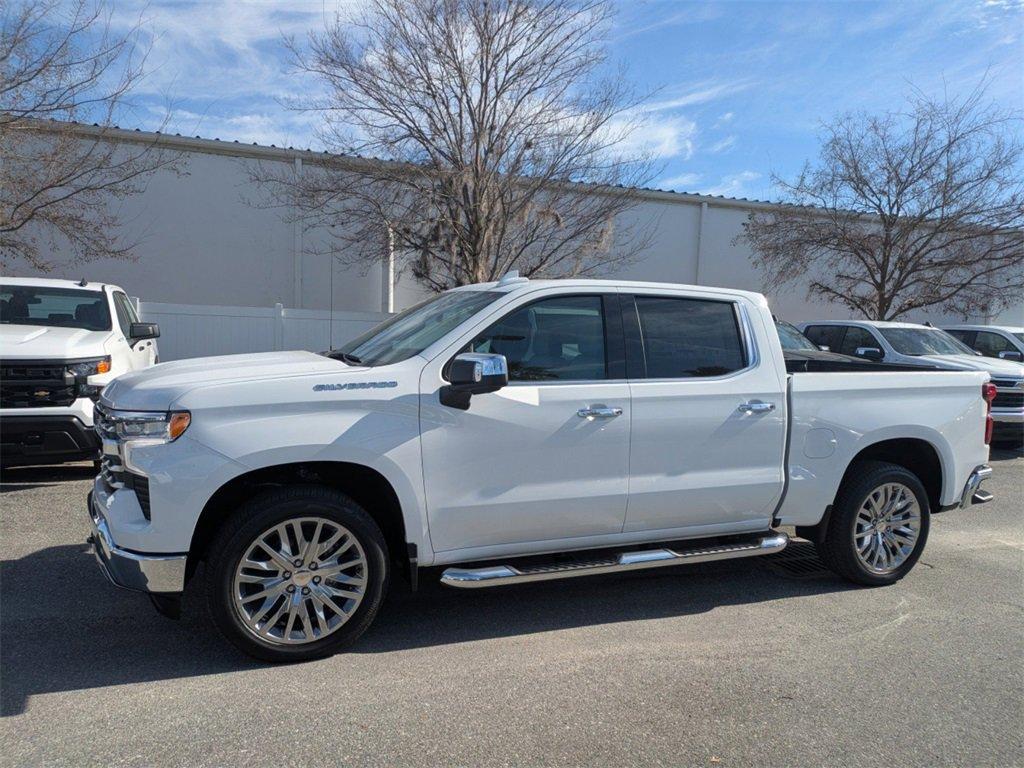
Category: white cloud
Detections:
[
  {"x1": 699, "y1": 171, "x2": 762, "y2": 198},
  {"x1": 714, "y1": 112, "x2": 735, "y2": 127},
  {"x1": 615, "y1": 114, "x2": 698, "y2": 160},
  {"x1": 708, "y1": 135, "x2": 736, "y2": 154},
  {"x1": 644, "y1": 81, "x2": 754, "y2": 113},
  {"x1": 656, "y1": 172, "x2": 701, "y2": 191}
]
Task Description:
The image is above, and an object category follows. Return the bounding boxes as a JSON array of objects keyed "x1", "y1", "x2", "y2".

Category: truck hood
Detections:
[
  {"x1": 0, "y1": 323, "x2": 109, "y2": 360},
  {"x1": 920, "y1": 353, "x2": 1024, "y2": 377},
  {"x1": 101, "y1": 350, "x2": 366, "y2": 411}
]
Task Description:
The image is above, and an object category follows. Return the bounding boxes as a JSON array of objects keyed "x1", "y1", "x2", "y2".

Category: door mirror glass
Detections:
[
  {"x1": 129, "y1": 322, "x2": 160, "y2": 341},
  {"x1": 440, "y1": 353, "x2": 508, "y2": 410},
  {"x1": 818, "y1": 345, "x2": 830, "y2": 352},
  {"x1": 998, "y1": 350, "x2": 1023, "y2": 361},
  {"x1": 855, "y1": 346, "x2": 884, "y2": 361}
]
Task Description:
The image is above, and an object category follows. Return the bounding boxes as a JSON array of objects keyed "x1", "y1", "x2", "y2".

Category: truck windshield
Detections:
[
  {"x1": 775, "y1": 320, "x2": 818, "y2": 351},
  {"x1": 329, "y1": 290, "x2": 502, "y2": 366},
  {"x1": 0, "y1": 284, "x2": 112, "y2": 331},
  {"x1": 880, "y1": 328, "x2": 975, "y2": 356}
]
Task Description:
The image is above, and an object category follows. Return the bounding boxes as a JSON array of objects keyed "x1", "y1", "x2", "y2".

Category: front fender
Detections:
[{"x1": 170, "y1": 373, "x2": 433, "y2": 563}]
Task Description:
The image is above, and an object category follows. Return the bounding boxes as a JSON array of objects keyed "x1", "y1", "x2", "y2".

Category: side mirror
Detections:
[
  {"x1": 818, "y1": 345, "x2": 830, "y2": 352},
  {"x1": 855, "y1": 346, "x2": 884, "y2": 361},
  {"x1": 440, "y1": 353, "x2": 508, "y2": 410},
  {"x1": 129, "y1": 322, "x2": 160, "y2": 341},
  {"x1": 998, "y1": 350, "x2": 1023, "y2": 362}
]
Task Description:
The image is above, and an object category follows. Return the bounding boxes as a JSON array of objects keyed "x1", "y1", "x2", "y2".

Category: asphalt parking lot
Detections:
[{"x1": 1, "y1": 450, "x2": 1021, "y2": 767}]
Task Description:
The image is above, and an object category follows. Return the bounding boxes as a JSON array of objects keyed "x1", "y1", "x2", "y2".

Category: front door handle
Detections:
[
  {"x1": 578, "y1": 405, "x2": 623, "y2": 420},
  {"x1": 738, "y1": 400, "x2": 775, "y2": 414}
]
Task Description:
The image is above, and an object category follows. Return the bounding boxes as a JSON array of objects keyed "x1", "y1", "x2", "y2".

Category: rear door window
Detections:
[{"x1": 632, "y1": 296, "x2": 746, "y2": 378}]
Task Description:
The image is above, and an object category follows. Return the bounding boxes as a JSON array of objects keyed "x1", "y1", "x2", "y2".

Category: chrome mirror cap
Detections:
[{"x1": 441, "y1": 353, "x2": 509, "y2": 410}]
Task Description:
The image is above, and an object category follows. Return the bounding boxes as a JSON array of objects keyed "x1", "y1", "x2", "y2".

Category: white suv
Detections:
[{"x1": 1, "y1": 277, "x2": 160, "y2": 466}]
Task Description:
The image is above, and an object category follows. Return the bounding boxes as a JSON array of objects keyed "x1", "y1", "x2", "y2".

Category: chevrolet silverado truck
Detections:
[
  {"x1": 1, "y1": 278, "x2": 160, "y2": 466},
  {"x1": 88, "y1": 277, "x2": 996, "y2": 661}
]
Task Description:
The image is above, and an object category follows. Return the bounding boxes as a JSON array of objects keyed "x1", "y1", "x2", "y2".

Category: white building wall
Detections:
[{"x1": 7, "y1": 126, "x2": 1020, "y2": 344}]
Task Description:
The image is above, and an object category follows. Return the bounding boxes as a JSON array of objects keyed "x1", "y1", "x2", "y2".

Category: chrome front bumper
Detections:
[
  {"x1": 959, "y1": 465, "x2": 994, "y2": 509},
  {"x1": 87, "y1": 491, "x2": 187, "y2": 594}
]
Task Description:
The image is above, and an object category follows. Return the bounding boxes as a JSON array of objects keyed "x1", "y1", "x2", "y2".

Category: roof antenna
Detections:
[
  {"x1": 497, "y1": 270, "x2": 529, "y2": 287},
  {"x1": 78, "y1": 278, "x2": 88, "y2": 287}
]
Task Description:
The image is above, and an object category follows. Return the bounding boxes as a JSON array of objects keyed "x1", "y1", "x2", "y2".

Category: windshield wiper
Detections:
[{"x1": 331, "y1": 352, "x2": 363, "y2": 365}]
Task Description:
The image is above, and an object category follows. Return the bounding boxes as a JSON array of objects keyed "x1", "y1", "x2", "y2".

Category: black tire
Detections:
[
  {"x1": 206, "y1": 484, "x2": 389, "y2": 662},
  {"x1": 815, "y1": 460, "x2": 930, "y2": 586}
]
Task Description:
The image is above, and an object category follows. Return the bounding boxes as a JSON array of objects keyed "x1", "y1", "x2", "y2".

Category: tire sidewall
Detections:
[
  {"x1": 207, "y1": 486, "x2": 389, "y2": 662},
  {"x1": 835, "y1": 465, "x2": 931, "y2": 586}
]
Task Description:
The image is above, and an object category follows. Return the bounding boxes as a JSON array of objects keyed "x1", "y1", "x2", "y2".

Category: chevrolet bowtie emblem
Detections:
[{"x1": 34, "y1": 390, "x2": 50, "y2": 397}]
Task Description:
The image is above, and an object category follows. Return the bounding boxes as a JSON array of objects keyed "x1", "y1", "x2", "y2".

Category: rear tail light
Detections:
[{"x1": 982, "y1": 382, "x2": 997, "y2": 445}]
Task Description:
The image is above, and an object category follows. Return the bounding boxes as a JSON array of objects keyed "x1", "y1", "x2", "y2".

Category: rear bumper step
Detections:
[{"x1": 440, "y1": 532, "x2": 789, "y2": 589}]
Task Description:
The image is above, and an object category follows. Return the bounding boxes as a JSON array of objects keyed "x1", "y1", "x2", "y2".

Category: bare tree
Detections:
[
  {"x1": 254, "y1": 0, "x2": 654, "y2": 291},
  {"x1": 0, "y1": 0, "x2": 178, "y2": 272},
  {"x1": 742, "y1": 87, "x2": 1024, "y2": 320}
]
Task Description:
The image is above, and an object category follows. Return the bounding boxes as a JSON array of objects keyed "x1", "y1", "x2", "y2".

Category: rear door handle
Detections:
[
  {"x1": 738, "y1": 401, "x2": 775, "y2": 414},
  {"x1": 578, "y1": 405, "x2": 623, "y2": 420}
]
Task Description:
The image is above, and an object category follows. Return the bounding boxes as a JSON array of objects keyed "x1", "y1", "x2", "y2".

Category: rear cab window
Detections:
[{"x1": 624, "y1": 295, "x2": 748, "y2": 379}]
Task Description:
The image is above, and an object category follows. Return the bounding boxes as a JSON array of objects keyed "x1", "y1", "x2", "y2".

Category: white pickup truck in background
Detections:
[
  {"x1": 1, "y1": 277, "x2": 160, "y2": 466},
  {"x1": 88, "y1": 276, "x2": 996, "y2": 661}
]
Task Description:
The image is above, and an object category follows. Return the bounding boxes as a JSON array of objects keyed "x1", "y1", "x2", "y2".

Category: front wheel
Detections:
[
  {"x1": 206, "y1": 485, "x2": 389, "y2": 662},
  {"x1": 815, "y1": 460, "x2": 930, "y2": 586}
]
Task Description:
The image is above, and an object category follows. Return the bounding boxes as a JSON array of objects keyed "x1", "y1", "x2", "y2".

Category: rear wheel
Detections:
[
  {"x1": 815, "y1": 460, "x2": 930, "y2": 586},
  {"x1": 206, "y1": 485, "x2": 389, "y2": 662}
]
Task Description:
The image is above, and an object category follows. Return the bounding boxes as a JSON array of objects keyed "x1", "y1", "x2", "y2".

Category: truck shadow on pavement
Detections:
[
  {"x1": 0, "y1": 464, "x2": 96, "y2": 494},
  {"x1": 0, "y1": 539, "x2": 852, "y2": 717}
]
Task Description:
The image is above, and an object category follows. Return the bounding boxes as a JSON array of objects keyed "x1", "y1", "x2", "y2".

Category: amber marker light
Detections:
[{"x1": 169, "y1": 412, "x2": 192, "y2": 440}]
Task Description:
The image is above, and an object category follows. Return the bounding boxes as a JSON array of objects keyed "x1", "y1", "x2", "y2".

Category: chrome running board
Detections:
[{"x1": 440, "y1": 532, "x2": 789, "y2": 589}]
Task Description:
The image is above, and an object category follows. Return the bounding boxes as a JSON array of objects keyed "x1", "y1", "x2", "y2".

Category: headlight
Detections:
[
  {"x1": 107, "y1": 410, "x2": 191, "y2": 442},
  {"x1": 68, "y1": 357, "x2": 112, "y2": 376}
]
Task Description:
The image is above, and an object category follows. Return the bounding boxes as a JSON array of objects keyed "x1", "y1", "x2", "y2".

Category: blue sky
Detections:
[{"x1": 109, "y1": 0, "x2": 1023, "y2": 202}]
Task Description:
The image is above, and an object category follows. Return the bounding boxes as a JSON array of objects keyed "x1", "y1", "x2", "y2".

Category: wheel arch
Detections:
[
  {"x1": 837, "y1": 437, "x2": 944, "y2": 513},
  {"x1": 188, "y1": 461, "x2": 413, "y2": 584}
]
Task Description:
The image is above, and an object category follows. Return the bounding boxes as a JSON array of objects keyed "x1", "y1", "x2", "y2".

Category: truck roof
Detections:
[
  {"x1": 942, "y1": 323, "x2": 1024, "y2": 334},
  {"x1": 801, "y1": 319, "x2": 934, "y2": 330},
  {"x1": 453, "y1": 277, "x2": 769, "y2": 305},
  {"x1": 0, "y1": 276, "x2": 115, "y2": 291}
]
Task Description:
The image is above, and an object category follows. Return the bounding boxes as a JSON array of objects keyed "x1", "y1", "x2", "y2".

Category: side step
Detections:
[{"x1": 440, "y1": 532, "x2": 789, "y2": 589}]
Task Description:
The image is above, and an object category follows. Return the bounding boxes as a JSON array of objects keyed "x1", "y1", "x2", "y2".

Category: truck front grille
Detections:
[
  {"x1": 0, "y1": 361, "x2": 77, "y2": 408},
  {"x1": 993, "y1": 391, "x2": 1024, "y2": 409},
  {"x1": 98, "y1": 451, "x2": 152, "y2": 520}
]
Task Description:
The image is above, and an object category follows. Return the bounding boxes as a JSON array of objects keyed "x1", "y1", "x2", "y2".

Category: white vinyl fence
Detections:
[{"x1": 136, "y1": 301, "x2": 390, "y2": 362}]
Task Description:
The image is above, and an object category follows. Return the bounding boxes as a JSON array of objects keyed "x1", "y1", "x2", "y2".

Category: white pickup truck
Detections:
[
  {"x1": 88, "y1": 277, "x2": 996, "y2": 661},
  {"x1": 1, "y1": 277, "x2": 160, "y2": 466}
]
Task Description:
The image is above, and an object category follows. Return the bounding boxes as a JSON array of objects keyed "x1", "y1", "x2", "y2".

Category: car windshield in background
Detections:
[
  {"x1": 880, "y1": 328, "x2": 974, "y2": 356},
  {"x1": 330, "y1": 290, "x2": 502, "y2": 367},
  {"x1": 1014, "y1": 332, "x2": 1024, "y2": 344},
  {"x1": 775, "y1": 320, "x2": 818, "y2": 351},
  {"x1": 0, "y1": 285, "x2": 111, "y2": 331}
]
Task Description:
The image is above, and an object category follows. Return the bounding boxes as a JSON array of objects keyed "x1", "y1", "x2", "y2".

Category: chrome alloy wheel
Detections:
[
  {"x1": 232, "y1": 517, "x2": 368, "y2": 645},
  {"x1": 853, "y1": 482, "x2": 921, "y2": 575}
]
